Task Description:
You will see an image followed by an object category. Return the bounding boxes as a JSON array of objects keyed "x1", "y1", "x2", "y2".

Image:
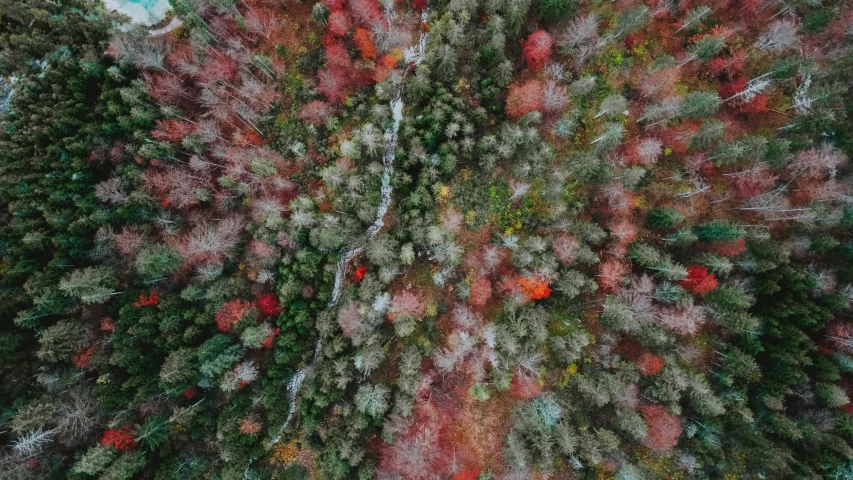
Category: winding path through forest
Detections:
[{"x1": 268, "y1": 11, "x2": 429, "y2": 447}]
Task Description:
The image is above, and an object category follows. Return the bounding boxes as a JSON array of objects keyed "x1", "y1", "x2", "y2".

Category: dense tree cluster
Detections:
[{"x1": 1, "y1": 0, "x2": 853, "y2": 477}]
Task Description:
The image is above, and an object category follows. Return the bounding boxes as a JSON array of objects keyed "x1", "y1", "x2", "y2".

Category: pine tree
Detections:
[
  {"x1": 680, "y1": 91, "x2": 721, "y2": 119},
  {"x1": 355, "y1": 384, "x2": 391, "y2": 418},
  {"x1": 646, "y1": 207, "x2": 685, "y2": 229}
]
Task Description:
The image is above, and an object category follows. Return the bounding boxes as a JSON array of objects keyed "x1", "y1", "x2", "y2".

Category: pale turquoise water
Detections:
[
  {"x1": 130, "y1": 0, "x2": 159, "y2": 8},
  {"x1": 103, "y1": 0, "x2": 171, "y2": 24}
]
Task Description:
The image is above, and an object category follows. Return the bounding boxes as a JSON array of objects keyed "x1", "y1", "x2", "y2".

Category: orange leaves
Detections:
[
  {"x1": 239, "y1": 416, "x2": 263, "y2": 436},
  {"x1": 72, "y1": 346, "x2": 98, "y2": 369},
  {"x1": 505, "y1": 80, "x2": 543, "y2": 119},
  {"x1": 134, "y1": 290, "x2": 160, "y2": 307},
  {"x1": 454, "y1": 469, "x2": 480, "y2": 480},
  {"x1": 354, "y1": 266, "x2": 368, "y2": 281},
  {"x1": 518, "y1": 276, "x2": 552, "y2": 301},
  {"x1": 354, "y1": 28, "x2": 377, "y2": 59},
  {"x1": 636, "y1": 352, "x2": 664, "y2": 376},
  {"x1": 215, "y1": 299, "x2": 254, "y2": 333}
]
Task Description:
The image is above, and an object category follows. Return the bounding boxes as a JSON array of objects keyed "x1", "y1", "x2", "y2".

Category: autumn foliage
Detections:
[
  {"x1": 522, "y1": 30, "x2": 552, "y2": 70},
  {"x1": 354, "y1": 266, "x2": 368, "y2": 281},
  {"x1": 707, "y1": 238, "x2": 746, "y2": 257},
  {"x1": 354, "y1": 28, "x2": 377, "y2": 59},
  {"x1": 636, "y1": 352, "x2": 664, "y2": 376},
  {"x1": 505, "y1": 80, "x2": 543, "y2": 118},
  {"x1": 510, "y1": 370, "x2": 543, "y2": 399},
  {"x1": 639, "y1": 405, "x2": 682, "y2": 451},
  {"x1": 256, "y1": 293, "x2": 282, "y2": 316},
  {"x1": 680, "y1": 266, "x2": 718, "y2": 296},
  {"x1": 101, "y1": 428, "x2": 137, "y2": 451},
  {"x1": 598, "y1": 259, "x2": 628, "y2": 292},
  {"x1": 469, "y1": 277, "x2": 493, "y2": 306},
  {"x1": 518, "y1": 276, "x2": 552, "y2": 301},
  {"x1": 215, "y1": 299, "x2": 254, "y2": 332},
  {"x1": 134, "y1": 290, "x2": 160, "y2": 307}
]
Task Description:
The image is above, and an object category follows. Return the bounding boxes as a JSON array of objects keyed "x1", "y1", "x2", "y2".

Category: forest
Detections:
[{"x1": 1, "y1": 0, "x2": 853, "y2": 478}]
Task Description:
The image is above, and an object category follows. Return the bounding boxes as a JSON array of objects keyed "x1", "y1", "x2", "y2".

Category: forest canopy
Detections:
[{"x1": 1, "y1": 0, "x2": 853, "y2": 478}]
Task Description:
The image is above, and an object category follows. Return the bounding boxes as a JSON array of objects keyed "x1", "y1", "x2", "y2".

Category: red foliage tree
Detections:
[
  {"x1": 349, "y1": 0, "x2": 383, "y2": 25},
  {"x1": 553, "y1": 235, "x2": 580, "y2": 266},
  {"x1": 354, "y1": 28, "x2": 377, "y2": 59},
  {"x1": 299, "y1": 101, "x2": 333, "y2": 125},
  {"x1": 101, "y1": 427, "x2": 137, "y2": 451},
  {"x1": 151, "y1": 119, "x2": 196, "y2": 143},
  {"x1": 260, "y1": 328, "x2": 281, "y2": 349},
  {"x1": 827, "y1": 320, "x2": 853, "y2": 354},
  {"x1": 469, "y1": 277, "x2": 493, "y2": 307},
  {"x1": 325, "y1": 41, "x2": 354, "y2": 71},
  {"x1": 636, "y1": 352, "x2": 664, "y2": 376},
  {"x1": 354, "y1": 266, "x2": 368, "y2": 281},
  {"x1": 680, "y1": 266, "x2": 718, "y2": 296},
  {"x1": 388, "y1": 290, "x2": 426, "y2": 320},
  {"x1": 412, "y1": 0, "x2": 427, "y2": 10},
  {"x1": 522, "y1": 30, "x2": 552, "y2": 70},
  {"x1": 317, "y1": 67, "x2": 350, "y2": 103},
  {"x1": 719, "y1": 77, "x2": 747, "y2": 100},
  {"x1": 72, "y1": 346, "x2": 98, "y2": 369},
  {"x1": 454, "y1": 469, "x2": 480, "y2": 480},
  {"x1": 510, "y1": 370, "x2": 542, "y2": 399},
  {"x1": 327, "y1": 9, "x2": 351, "y2": 37},
  {"x1": 740, "y1": 94, "x2": 768, "y2": 113},
  {"x1": 505, "y1": 80, "x2": 543, "y2": 118},
  {"x1": 518, "y1": 276, "x2": 552, "y2": 301},
  {"x1": 639, "y1": 405, "x2": 682, "y2": 451},
  {"x1": 338, "y1": 302, "x2": 364, "y2": 337},
  {"x1": 100, "y1": 317, "x2": 115, "y2": 332},
  {"x1": 610, "y1": 219, "x2": 638, "y2": 247},
  {"x1": 707, "y1": 238, "x2": 746, "y2": 257},
  {"x1": 200, "y1": 53, "x2": 239, "y2": 85},
  {"x1": 134, "y1": 291, "x2": 160, "y2": 307},
  {"x1": 215, "y1": 299, "x2": 254, "y2": 332},
  {"x1": 183, "y1": 387, "x2": 198, "y2": 399},
  {"x1": 708, "y1": 51, "x2": 746, "y2": 79},
  {"x1": 256, "y1": 293, "x2": 281, "y2": 316},
  {"x1": 598, "y1": 259, "x2": 628, "y2": 292}
]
